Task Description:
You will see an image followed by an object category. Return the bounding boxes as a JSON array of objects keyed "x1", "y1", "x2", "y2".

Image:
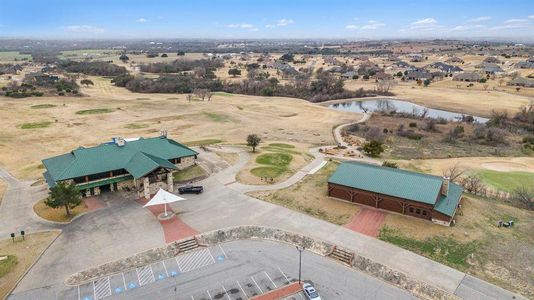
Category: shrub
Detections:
[{"x1": 362, "y1": 140, "x2": 385, "y2": 157}]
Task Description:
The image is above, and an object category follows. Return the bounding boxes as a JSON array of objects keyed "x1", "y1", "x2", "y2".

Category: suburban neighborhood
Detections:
[{"x1": 1, "y1": 1, "x2": 534, "y2": 300}]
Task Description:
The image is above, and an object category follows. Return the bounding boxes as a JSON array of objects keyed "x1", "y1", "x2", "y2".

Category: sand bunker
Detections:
[{"x1": 481, "y1": 161, "x2": 532, "y2": 172}]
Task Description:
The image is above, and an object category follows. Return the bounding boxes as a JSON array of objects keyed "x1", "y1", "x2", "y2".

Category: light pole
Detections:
[{"x1": 296, "y1": 245, "x2": 305, "y2": 284}]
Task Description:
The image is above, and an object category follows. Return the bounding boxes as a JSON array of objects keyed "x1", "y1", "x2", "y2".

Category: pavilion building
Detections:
[
  {"x1": 328, "y1": 162, "x2": 463, "y2": 226},
  {"x1": 42, "y1": 135, "x2": 198, "y2": 199}
]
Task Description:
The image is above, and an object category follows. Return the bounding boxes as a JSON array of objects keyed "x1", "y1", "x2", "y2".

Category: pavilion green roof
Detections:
[
  {"x1": 42, "y1": 136, "x2": 197, "y2": 184},
  {"x1": 328, "y1": 161, "x2": 463, "y2": 216}
]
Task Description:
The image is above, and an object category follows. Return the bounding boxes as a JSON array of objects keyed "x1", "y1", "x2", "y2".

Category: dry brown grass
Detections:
[
  {"x1": 381, "y1": 195, "x2": 534, "y2": 297},
  {"x1": 397, "y1": 157, "x2": 534, "y2": 175},
  {"x1": 33, "y1": 199, "x2": 88, "y2": 223},
  {"x1": 0, "y1": 76, "x2": 357, "y2": 180},
  {"x1": 0, "y1": 181, "x2": 6, "y2": 205},
  {"x1": 214, "y1": 151, "x2": 240, "y2": 166},
  {"x1": 249, "y1": 161, "x2": 360, "y2": 225},
  {"x1": 0, "y1": 231, "x2": 60, "y2": 299}
]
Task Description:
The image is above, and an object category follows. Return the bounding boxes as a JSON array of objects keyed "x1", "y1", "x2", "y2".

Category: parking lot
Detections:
[
  {"x1": 60, "y1": 244, "x2": 300, "y2": 300},
  {"x1": 49, "y1": 240, "x2": 418, "y2": 300}
]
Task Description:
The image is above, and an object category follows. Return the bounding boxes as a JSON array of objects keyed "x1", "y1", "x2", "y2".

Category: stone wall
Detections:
[
  {"x1": 65, "y1": 226, "x2": 459, "y2": 300},
  {"x1": 177, "y1": 156, "x2": 195, "y2": 169}
]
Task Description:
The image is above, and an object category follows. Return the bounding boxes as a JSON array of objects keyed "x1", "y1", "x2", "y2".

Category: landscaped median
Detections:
[
  {"x1": 33, "y1": 198, "x2": 88, "y2": 223},
  {"x1": 65, "y1": 226, "x2": 458, "y2": 300}
]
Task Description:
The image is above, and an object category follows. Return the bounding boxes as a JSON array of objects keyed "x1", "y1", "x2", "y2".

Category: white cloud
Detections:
[
  {"x1": 137, "y1": 18, "x2": 148, "y2": 23},
  {"x1": 345, "y1": 20, "x2": 385, "y2": 31},
  {"x1": 451, "y1": 24, "x2": 486, "y2": 32},
  {"x1": 529, "y1": 15, "x2": 534, "y2": 19},
  {"x1": 226, "y1": 23, "x2": 258, "y2": 31},
  {"x1": 276, "y1": 18, "x2": 294, "y2": 26},
  {"x1": 406, "y1": 18, "x2": 443, "y2": 31},
  {"x1": 65, "y1": 25, "x2": 104, "y2": 34},
  {"x1": 361, "y1": 20, "x2": 385, "y2": 30},
  {"x1": 411, "y1": 18, "x2": 437, "y2": 26},
  {"x1": 466, "y1": 16, "x2": 491, "y2": 23},
  {"x1": 490, "y1": 19, "x2": 532, "y2": 30},
  {"x1": 266, "y1": 18, "x2": 294, "y2": 28}
]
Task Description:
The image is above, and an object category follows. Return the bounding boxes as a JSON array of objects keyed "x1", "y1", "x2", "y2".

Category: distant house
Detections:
[
  {"x1": 483, "y1": 63, "x2": 504, "y2": 74},
  {"x1": 515, "y1": 57, "x2": 534, "y2": 69},
  {"x1": 508, "y1": 77, "x2": 534, "y2": 88},
  {"x1": 357, "y1": 61, "x2": 382, "y2": 76},
  {"x1": 328, "y1": 162, "x2": 463, "y2": 226},
  {"x1": 374, "y1": 72, "x2": 393, "y2": 80},
  {"x1": 446, "y1": 57, "x2": 464, "y2": 64},
  {"x1": 407, "y1": 53, "x2": 424, "y2": 62},
  {"x1": 42, "y1": 136, "x2": 198, "y2": 199},
  {"x1": 453, "y1": 72, "x2": 481, "y2": 82},
  {"x1": 426, "y1": 62, "x2": 463, "y2": 73},
  {"x1": 483, "y1": 56, "x2": 501, "y2": 64},
  {"x1": 325, "y1": 65, "x2": 343, "y2": 73},
  {"x1": 341, "y1": 71, "x2": 358, "y2": 79},
  {"x1": 392, "y1": 61, "x2": 416, "y2": 70},
  {"x1": 406, "y1": 70, "x2": 433, "y2": 81}
]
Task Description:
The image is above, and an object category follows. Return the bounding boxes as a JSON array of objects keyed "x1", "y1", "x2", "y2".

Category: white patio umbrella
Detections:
[{"x1": 143, "y1": 188, "x2": 187, "y2": 217}]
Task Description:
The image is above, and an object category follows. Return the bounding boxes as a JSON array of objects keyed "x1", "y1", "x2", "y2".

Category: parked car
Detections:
[
  {"x1": 178, "y1": 185, "x2": 203, "y2": 194},
  {"x1": 303, "y1": 283, "x2": 321, "y2": 300}
]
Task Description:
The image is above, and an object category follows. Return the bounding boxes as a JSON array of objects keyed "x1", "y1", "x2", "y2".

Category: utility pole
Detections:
[{"x1": 296, "y1": 245, "x2": 305, "y2": 284}]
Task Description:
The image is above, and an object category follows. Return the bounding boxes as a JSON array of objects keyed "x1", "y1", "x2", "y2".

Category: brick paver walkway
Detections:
[
  {"x1": 344, "y1": 207, "x2": 386, "y2": 237},
  {"x1": 137, "y1": 197, "x2": 199, "y2": 243},
  {"x1": 83, "y1": 197, "x2": 106, "y2": 212},
  {"x1": 251, "y1": 282, "x2": 302, "y2": 300}
]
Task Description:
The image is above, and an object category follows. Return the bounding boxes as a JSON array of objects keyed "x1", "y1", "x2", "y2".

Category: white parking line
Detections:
[
  {"x1": 93, "y1": 277, "x2": 111, "y2": 299},
  {"x1": 237, "y1": 280, "x2": 248, "y2": 299},
  {"x1": 175, "y1": 256, "x2": 183, "y2": 273},
  {"x1": 218, "y1": 244, "x2": 227, "y2": 257},
  {"x1": 191, "y1": 296, "x2": 194, "y2": 300},
  {"x1": 264, "y1": 271, "x2": 277, "y2": 288},
  {"x1": 251, "y1": 276, "x2": 263, "y2": 294},
  {"x1": 208, "y1": 248, "x2": 216, "y2": 264},
  {"x1": 121, "y1": 273, "x2": 127, "y2": 291},
  {"x1": 298, "y1": 292, "x2": 305, "y2": 300},
  {"x1": 161, "y1": 260, "x2": 169, "y2": 277},
  {"x1": 207, "y1": 290, "x2": 213, "y2": 300},
  {"x1": 221, "y1": 284, "x2": 231, "y2": 300},
  {"x1": 278, "y1": 266, "x2": 291, "y2": 284},
  {"x1": 77, "y1": 285, "x2": 80, "y2": 300},
  {"x1": 136, "y1": 265, "x2": 155, "y2": 286}
]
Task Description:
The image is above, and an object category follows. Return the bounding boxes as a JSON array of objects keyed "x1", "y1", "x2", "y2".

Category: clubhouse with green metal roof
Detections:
[
  {"x1": 328, "y1": 161, "x2": 463, "y2": 226},
  {"x1": 42, "y1": 135, "x2": 198, "y2": 199}
]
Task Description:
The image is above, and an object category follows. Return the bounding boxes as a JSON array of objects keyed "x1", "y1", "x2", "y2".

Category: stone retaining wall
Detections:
[{"x1": 65, "y1": 226, "x2": 459, "y2": 300}]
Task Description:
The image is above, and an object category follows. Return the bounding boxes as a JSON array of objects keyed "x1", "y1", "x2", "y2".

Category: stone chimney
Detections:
[
  {"x1": 114, "y1": 137, "x2": 125, "y2": 147},
  {"x1": 441, "y1": 176, "x2": 450, "y2": 196}
]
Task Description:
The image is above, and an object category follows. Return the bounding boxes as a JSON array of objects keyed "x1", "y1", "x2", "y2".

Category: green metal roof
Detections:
[
  {"x1": 125, "y1": 152, "x2": 178, "y2": 178},
  {"x1": 42, "y1": 136, "x2": 197, "y2": 184},
  {"x1": 328, "y1": 161, "x2": 462, "y2": 206},
  {"x1": 434, "y1": 182, "x2": 463, "y2": 217}
]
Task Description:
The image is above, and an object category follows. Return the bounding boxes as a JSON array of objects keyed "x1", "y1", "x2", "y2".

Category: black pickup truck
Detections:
[{"x1": 178, "y1": 185, "x2": 203, "y2": 194}]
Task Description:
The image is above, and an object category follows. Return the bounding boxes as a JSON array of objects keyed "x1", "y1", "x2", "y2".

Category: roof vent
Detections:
[
  {"x1": 113, "y1": 137, "x2": 126, "y2": 147},
  {"x1": 160, "y1": 129, "x2": 168, "y2": 138}
]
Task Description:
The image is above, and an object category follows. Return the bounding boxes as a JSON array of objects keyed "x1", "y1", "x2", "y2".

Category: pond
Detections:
[{"x1": 328, "y1": 98, "x2": 488, "y2": 123}]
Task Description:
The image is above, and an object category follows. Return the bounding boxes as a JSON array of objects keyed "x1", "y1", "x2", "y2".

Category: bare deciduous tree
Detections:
[
  {"x1": 443, "y1": 164, "x2": 465, "y2": 183},
  {"x1": 375, "y1": 78, "x2": 396, "y2": 93},
  {"x1": 513, "y1": 185, "x2": 534, "y2": 210},
  {"x1": 460, "y1": 175, "x2": 485, "y2": 194}
]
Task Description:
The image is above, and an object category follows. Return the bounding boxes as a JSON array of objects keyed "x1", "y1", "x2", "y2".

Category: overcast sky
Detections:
[{"x1": 0, "y1": 0, "x2": 533, "y2": 41}]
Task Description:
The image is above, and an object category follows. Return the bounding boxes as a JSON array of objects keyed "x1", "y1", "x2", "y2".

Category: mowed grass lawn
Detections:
[
  {"x1": 33, "y1": 199, "x2": 88, "y2": 222},
  {"x1": 76, "y1": 108, "x2": 114, "y2": 115},
  {"x1": 249, "y1": 161, "x2": 360, "y2": 225},
  {"x1": 251, "y1": 152, "x2": 293, "y2": 178},
  {"x1": 19, "y1": 121, "x2": 52, "y2": 129},
  {"x1": 475, "y1": 169, "x2": 534, "y2": 192},
  {"x1": 173, "y1": 165, "x2": 207, "y2": 182}
]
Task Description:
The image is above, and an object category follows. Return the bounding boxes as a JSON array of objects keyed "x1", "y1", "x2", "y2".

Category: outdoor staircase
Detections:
[
  {"x1": 176, "y1": 237, "x2": 200, "y2": 253},
  {"x1": 328, "y1": 246, "x2": 355, "y2": 265}
]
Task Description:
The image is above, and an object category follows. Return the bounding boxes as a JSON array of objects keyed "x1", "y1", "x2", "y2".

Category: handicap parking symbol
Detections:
[
  {"x1": 115, "y1": 287, "x2": 123, "y2": 293},
  {"x1": 170, "y1": 270, "x2": 179, "y2": 277},
  {"x1": 128, "y1": 282, "x2": 137, "y2": 289},
  {"x1": 157, "y1": 273, "x2": 165, "y2": 280},
  {"x1": 216, "y1": 255, "x2": 225, "y2": 262},
  {"x1": 83, "y1": 296, "x2": 92, "y2": 300}
]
